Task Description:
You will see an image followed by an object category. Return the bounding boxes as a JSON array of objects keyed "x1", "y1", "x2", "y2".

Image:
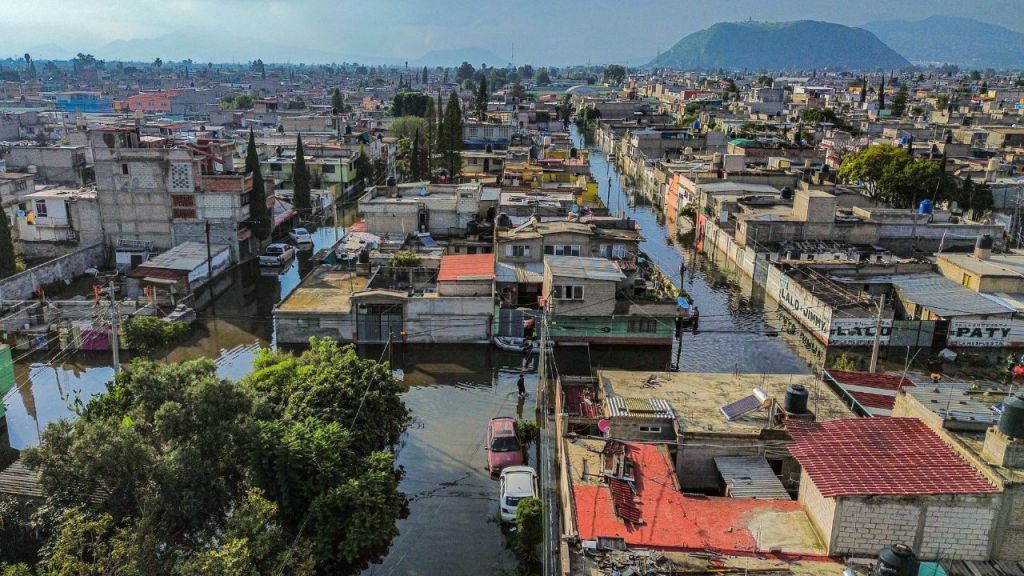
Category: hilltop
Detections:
[{"x1": 648, "y1": 20, "x2": 911, "y2": 71}]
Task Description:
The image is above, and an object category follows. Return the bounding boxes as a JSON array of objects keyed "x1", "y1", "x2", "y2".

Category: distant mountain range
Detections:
[
  {"x1": 648, "y1": 20, "x2": 911, "y2": 71},
  {"x1": 22, "y1": 32, "x2": 507, "y2": 68},
  {"x1": 863, "y1": 16, "x2": 1024, "y2": 69}
]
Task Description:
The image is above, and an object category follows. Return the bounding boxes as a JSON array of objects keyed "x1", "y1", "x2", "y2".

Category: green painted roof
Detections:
[{"x1": 729, "y1": 138, "x2": 761, "y2": 149}]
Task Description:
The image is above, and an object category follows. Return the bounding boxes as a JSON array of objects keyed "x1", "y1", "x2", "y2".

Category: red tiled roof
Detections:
[
  {"x1": 572, "y1": 442, "x2": 825, "y2": 557},
  {"x1": 438, "y1": 254, "x2": 495, "y2": 282},
  {"x1": 826, "y1": 370, "x2": 914, "y2": 416},
  {"x1": 787, "y1": 418, "x2": 999, "y2": 498}
]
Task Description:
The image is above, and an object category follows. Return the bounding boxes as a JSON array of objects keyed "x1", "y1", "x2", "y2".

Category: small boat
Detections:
[{"x1": 493, "y1": 336, "x2": 553, "y2": 352}]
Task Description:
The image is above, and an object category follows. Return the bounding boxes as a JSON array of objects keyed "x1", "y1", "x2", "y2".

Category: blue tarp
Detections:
[{"x1": 677, "y1": 297, "x2": 690, "y2": 310}]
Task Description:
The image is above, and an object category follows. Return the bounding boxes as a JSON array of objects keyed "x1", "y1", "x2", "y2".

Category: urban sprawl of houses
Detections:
[{"x1": 3, "y1": 54, "x2": 1024, "y2": 576}]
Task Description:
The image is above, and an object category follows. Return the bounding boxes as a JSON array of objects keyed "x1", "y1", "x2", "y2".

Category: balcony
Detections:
[{"x1": 33, "y1": 216, "x2": 71, "y2": 228}]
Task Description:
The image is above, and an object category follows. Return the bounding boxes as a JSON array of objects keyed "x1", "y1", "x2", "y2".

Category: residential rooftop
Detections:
[
  {"x1": 276, "y1": 268, "x2": 368, "y2": 314},
  {"x1": 597, "y1": 370, "x2": 855, "y2": 435}
]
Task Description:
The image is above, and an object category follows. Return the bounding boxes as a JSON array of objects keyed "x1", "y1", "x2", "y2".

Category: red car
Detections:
[{"x1": 486, "y1": 417, "x2": 524, "y2": 473}]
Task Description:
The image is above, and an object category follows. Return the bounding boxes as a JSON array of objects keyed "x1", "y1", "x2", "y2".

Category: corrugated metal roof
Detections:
[
  {"x1": 139, "y1": 241, "x2": 230, "y2": 272},
  {"x1": 944, "y1": 560, "x2": 1024, "y2": 576},
  {"x1": 906, "y1": 385, "x2": 998, "y2": 429},
  {"x1": 891, "y1": 274, "x2": 1013, "y2": 317},
  {"x1": 714, "y1": 456, "x2": 792, "y2": 500},
  {"x1": 606, "y1": 395, "x2": 675, "y2": 419},
  {"x1": 546, "y1": 255, "x2": 625, "y2": 282},
  {"x1": 495, "y1": 261, "x2": 544, "y2": 284}
]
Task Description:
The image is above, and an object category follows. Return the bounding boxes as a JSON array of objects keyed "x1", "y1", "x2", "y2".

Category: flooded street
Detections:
[{"x1": 3, "y1": 130, "x2": 814, "y2": 575}]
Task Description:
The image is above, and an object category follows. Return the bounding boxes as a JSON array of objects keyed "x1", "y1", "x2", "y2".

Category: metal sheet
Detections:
[
  {"x1": 714, "y1": 456, "x2": 792, "y2": 500},
  {"x1": 720, "y1": 394, "x2": 762, "y2": 421}
]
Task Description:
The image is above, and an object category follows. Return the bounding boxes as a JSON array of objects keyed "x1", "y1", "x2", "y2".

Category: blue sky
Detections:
[{"x1": 4, "y1": 0, "x2": 1023, "y2": 65}]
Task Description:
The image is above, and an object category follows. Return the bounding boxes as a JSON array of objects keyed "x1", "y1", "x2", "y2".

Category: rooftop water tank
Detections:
[
  {"x1": 918, "y1": 199, "x2": 933, "y2": 215},
  {"x1": 784, "y1": 384, "x2": 809, "y2": 414},
  {"x1": 876, "y1": 544, "x2": 919, "y2": 576},
  {"x1": 999, "y1": 394, "x2": 1024, "y2": 439}
]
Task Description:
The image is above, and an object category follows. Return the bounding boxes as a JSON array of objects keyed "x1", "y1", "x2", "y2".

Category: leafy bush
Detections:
[
  {"x1": 516, "y1": 419, "x2": 539, "y2": 448},
  {"x1": 121, "y1": 316, "x2": 189, "y2": 355},
  {"x1": 390, "y1": 251, "x2": 421, "y2": 268},
  {"x1": 512, "y1": 497, "x2": 543, "y2": 561}
]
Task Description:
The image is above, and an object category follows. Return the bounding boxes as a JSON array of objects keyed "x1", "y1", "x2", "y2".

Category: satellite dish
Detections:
[{"x1": 598, "y1": 419, "x2": 611, "y2": 434}]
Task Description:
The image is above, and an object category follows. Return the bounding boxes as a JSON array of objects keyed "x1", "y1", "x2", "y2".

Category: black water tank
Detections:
[
  {"x1": 495, "y1": 213, "x2": 513, "y2": 229},
  {"x1": 876, "y1": 544, "x2": 919, "y2": 576},
  {"x1": 466, "y1": 220, "x2": 479, "y2": 235},
  {"x1": 784, "y1": 384, "x2": 809, "y2": 414},
  {"x1": 780, "y1": 187, "x2": 793, "y2": 200},
  {"x1": 999, "y1": 394, "x2": 1024, "y2": 439},
  {"x1": 977, "y1": 234, "x2": 994, "y2": 250},
  {"x1": 386, "y1": 176, "x2": 397, "y2": 187}
]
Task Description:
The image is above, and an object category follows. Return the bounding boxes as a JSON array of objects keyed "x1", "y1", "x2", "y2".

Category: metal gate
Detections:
[{"x1": 357, "y1": 303, "x2": 404, "y2": 343}]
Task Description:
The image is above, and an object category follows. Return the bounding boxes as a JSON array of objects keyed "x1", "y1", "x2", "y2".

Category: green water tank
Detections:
[{"x1": 999, "y1": 394, "x2": 1024, "y2": 439}]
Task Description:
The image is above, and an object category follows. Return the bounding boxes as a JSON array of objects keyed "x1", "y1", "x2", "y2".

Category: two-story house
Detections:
[{"x1": 495, "y1": 218, "x2": 642, "y2": 307}]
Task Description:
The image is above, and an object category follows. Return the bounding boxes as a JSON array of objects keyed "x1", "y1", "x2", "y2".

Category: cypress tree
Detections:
[
  {"x1": 411, "y1": 129, "x2": 422, "y2": 181},
  {"x1": 331, "y1": 88, "x2": 343, "y2": 112},
  {"x1": 245, "y1": 130, "x2": 271, "y2": 242},
  {"x1": 444, "y1": 93, "x2": 463, "y2": 181},
  {"x1": 424, "y1": 96, "x2": 436, "y2": 177},
  {"x1": 292, "y1": 135, "x2": 312, "y2": 218},
  {"x1": 436, "y1": 91, "x2": 447, "y2": 152},
  {"x1": 0, "y1": 210, "x2": 17, "y2": 278},
  {"x1": 421, "y1": 66, "x2": 428, "y2": 84},
  {"x1": 878, "y1": 77, "x2": 886, "y2": 110},
  {"x1": 475, "y1": 76, "x2": 488, "y2": 119},
  {"x1": 859, "y1": 77, "x2": 867, "y2": 104}
]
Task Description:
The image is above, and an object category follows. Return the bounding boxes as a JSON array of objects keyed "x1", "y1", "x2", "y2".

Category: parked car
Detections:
[
  {"x1": 258, "y1": 243, "x2": 296, "y2": 266},
  {"x1": 486, "y1": 417, "x2": 524, "y2": 473},
  {"x1": 289, "y1": 227, "x2": 313, "y2": 245},
  {"x1": 498, "y1": 466, "x2": 538, "y2": 523}
]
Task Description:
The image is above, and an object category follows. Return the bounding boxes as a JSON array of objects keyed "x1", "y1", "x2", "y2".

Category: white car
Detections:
[
  {"x1": 258, "y1": 243, "x2": 296, "y2": 266},
  {"x1": 498, "y1": 465, "x2": 538, "y2": 523},
  {"x1": 289, "y1": 227, "x2": 313, "y2": 245}
]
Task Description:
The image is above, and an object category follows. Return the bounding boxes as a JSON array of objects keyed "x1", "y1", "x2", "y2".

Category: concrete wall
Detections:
[
  {"x1": 676, "y1": 435, "x2": 791, "y2": 492},
  {"x1": 404, "y1": 296, "x2": 492, "y2": 343},
  {"x1": 0, "y1": 243, "x2": 106, "y2": 300},
  {"x1": 5, "y1": 147, "x2": 87, "y2": 186},
  {"x1": 799, "y1": 469, "x2": 837, "y2": 548},
  {"x1": 275, "y1": 312, "x2": 356, "y2": 345},
  {"x1": 545, "y1": 272, "x2": 616, "y2": 317}
]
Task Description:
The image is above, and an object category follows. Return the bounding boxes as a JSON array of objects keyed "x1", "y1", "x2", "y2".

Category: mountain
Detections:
[
  {"x1": 409, "y1": 47, "x2": 509, "y2": 68},
  {"x1": 863, "y1": 16, "x2": 1024, "y2": 69},
  {"x1": 648, "y1": 20, "x2": 911, "y2": 71}
]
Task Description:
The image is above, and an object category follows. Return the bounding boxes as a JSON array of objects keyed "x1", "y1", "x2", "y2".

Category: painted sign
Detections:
[
  {"x1": 948, "y1": 319, "x2": 1011, "y2": 347},
  {"x1": 830, "y1": 318, "x2": 893, "y2": 346}
]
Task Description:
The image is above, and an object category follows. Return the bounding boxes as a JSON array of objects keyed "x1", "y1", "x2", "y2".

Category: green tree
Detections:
[
  {"x1": 121, "y1": 316, "x2": 188, "y2": 355},
  {"x1": 0, "y1": 206, "x2": 17, "y2": 278},
  {"x1": 389, "y1": 116, "x2": 428, "y2": 142},
  {"x1": 455, "y1": 61, "x2": 475, "y2": 82},
  {"x1": 602, "y1": 64, "x2": 626, "y2": 85},
  {"x1": 859, "y1": 77, "x2": 867, "y2": 105},
  {"x1": 331, "y1": 87, "x2": 344, "y2": 112},
  {"x1": 391, "y1": 92, "x2": 431, "y2": 117},
  {"x1": 509, "y1": 81, "x2": 526, "y2": 100},
  {"x1": 292, "y1": 135, "x2": 311, "y2": 218},
  {"x1": 245, "y1": 130, "x2": 271, "y2": 241},
  {"x1": 475, "y1": 76, "x2": 488, "y2": 119},
  {"x1": 534, "y1": 68, "x2": 551, "y2": 86},
  {"x1": 442, "y1": 93, "x2": 463, "y2": 180},
  {"x1": 891, "y1": 85, "x2": 909, "y2": 117},
  {"x1": 421, "y1": 66, "x2": 428, "y2": 84},
  {"x1": 838, "y1": 144, "x2": 910, "y2": 201},
  {"x1": 423, "y1": 96, "x2": 436, "y2": 176},
  {"x1": 353, "y1": 145, "x2": 372, "y2": 189},
  {"x1": 878, "y1": 77, "x2": 886, "y2": 110},
  {"x1": 411, "y1": 129, "x2": 423, "y2": 180}
]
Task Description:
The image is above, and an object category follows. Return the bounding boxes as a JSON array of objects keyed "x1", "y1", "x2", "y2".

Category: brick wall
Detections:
[{"x1": 824, "y1": 490, "x2": 1000, "y2": 560}]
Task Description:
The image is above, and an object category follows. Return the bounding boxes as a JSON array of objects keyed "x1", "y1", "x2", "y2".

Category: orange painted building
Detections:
[{"x1": 126, "y1": 90, "x2": 181, "y2": 113}]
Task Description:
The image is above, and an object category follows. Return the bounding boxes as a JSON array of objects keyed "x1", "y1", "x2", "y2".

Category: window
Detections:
[
  {"x1": 638, "y1": 425, "x2": 662, "y2": 434},
  {"x1": 121, "y1": 163, "x2": 129, "y2": 175},
  {"x1": 544, "y1": 244, "x2": 581, "y2": 256},
  {"x1": 169, "y1": 163, "x2": 193, "y2": 191},
  {"x1": 505, "y1": 244, "x2": 531, "y2": 258},
  {"x1": 597, "y1": 244, "x2": 626, "y2": 258},
  {"x1": 322, "y1": 164, "x2": 336, "y2": 173},
  {"x1": 552, "y1": 285, "x2": 584, "y2": 300},
  {"x1": 33, "y1": 200, "x2": 47, "y2": 218},
  {"x1": 297, "y1": 318, "x2": 321, "y2": 329},
  {"x1": 628, "y1": 318, "x2": 658, "y2": 333},
  {"x1": 13, "y1": 180, "x2": 26, "y2": 193}
]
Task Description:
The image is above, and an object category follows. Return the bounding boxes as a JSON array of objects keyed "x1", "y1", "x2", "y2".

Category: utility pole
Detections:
[
  {"x1": 869, "y1": 292, "x2": 886, "y2": 373},
  {"x1": 537, "y1": 303, "x2": 548, "y2": 403},
  {"x1": 109, "y1": 279, "x2": 120, "y2": 374},
  {"x1": 205, "y1": 220, "x2": 216, "y2": 312}
]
